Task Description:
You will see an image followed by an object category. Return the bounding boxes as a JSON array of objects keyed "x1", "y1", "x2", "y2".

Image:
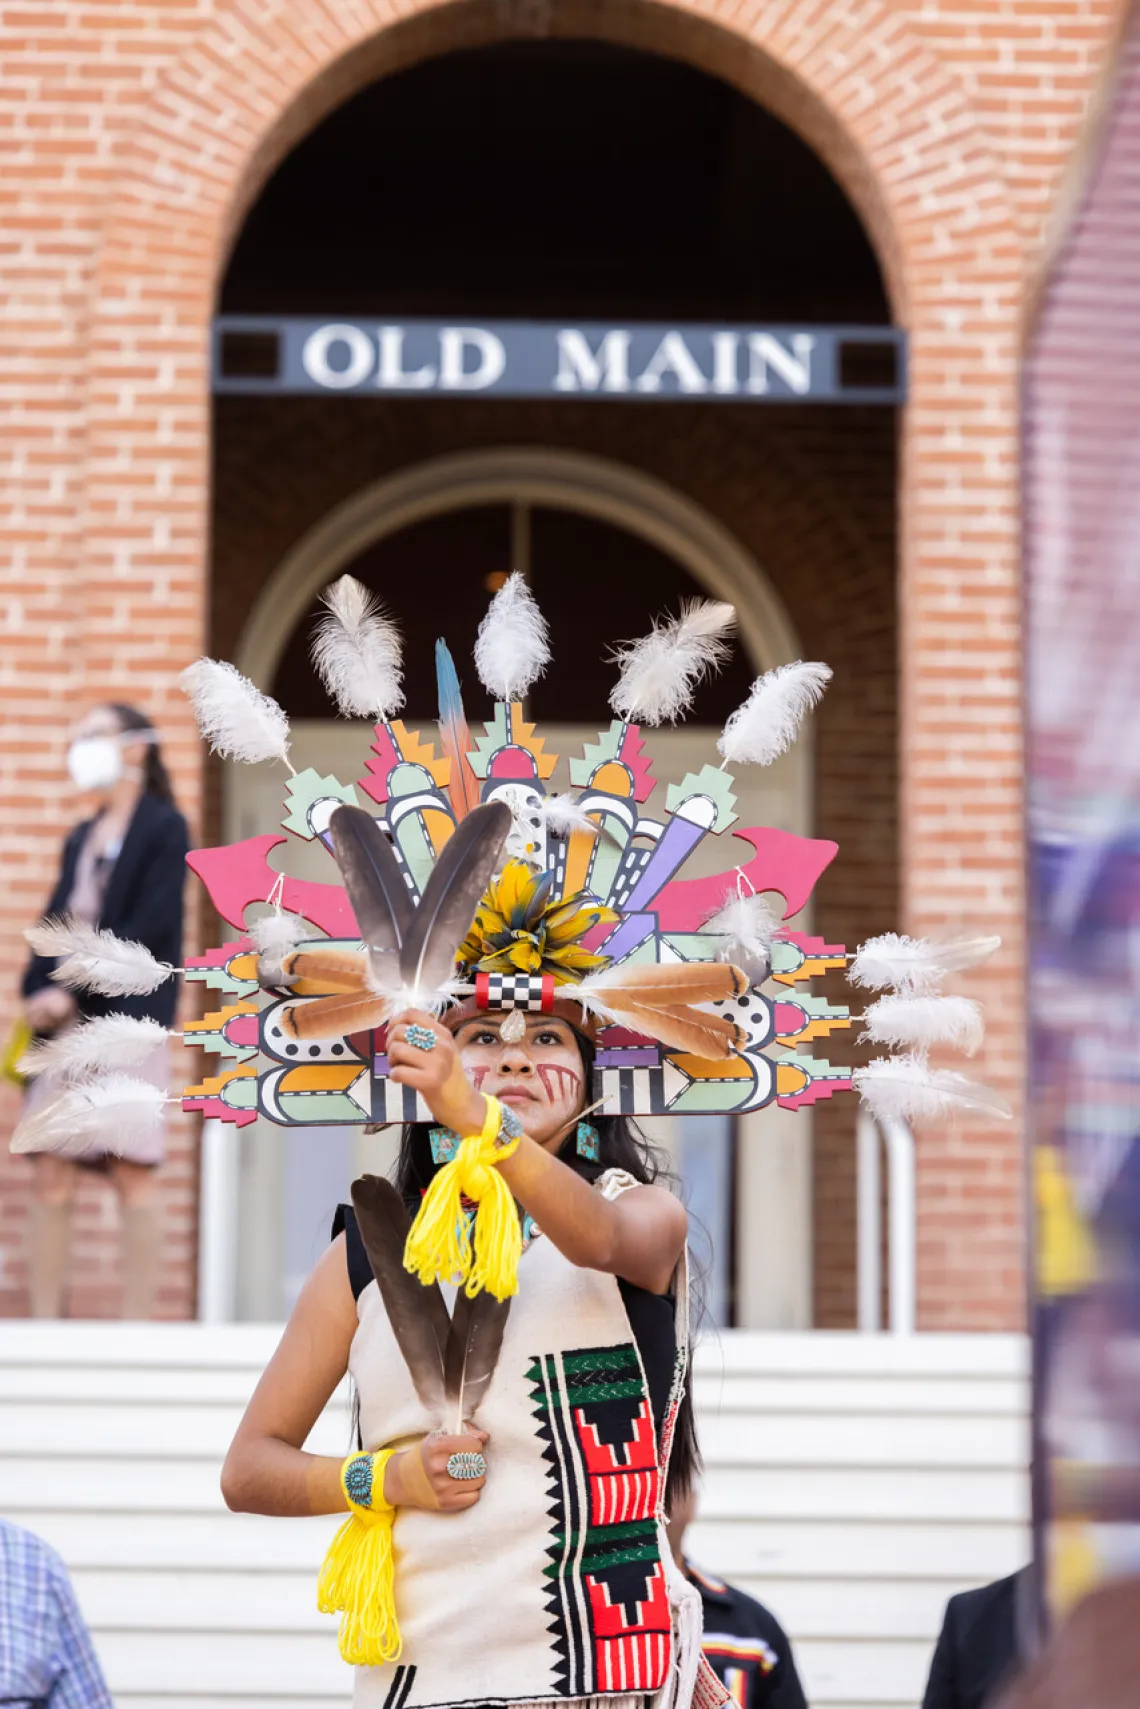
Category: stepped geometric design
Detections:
[{"x1": 525, "y1": 1344, "x2": 671, "y2": 1697}]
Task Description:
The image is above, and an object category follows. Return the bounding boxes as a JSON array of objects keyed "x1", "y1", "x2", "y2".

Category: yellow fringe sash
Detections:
[
  {"x1": 403, "y1": 1095, "x2": 523, "y2": 1300},
  {"x1": 318, "y1": 1449, "x2": 400, "y2": 1666}
]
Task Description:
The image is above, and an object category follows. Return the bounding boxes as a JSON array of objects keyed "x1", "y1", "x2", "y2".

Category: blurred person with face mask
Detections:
[{"x1": 19, "y1": 704, "x2": 189, "y2": 1319}]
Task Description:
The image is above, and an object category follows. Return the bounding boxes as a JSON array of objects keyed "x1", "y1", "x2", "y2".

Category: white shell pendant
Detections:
[{"x1": 499, "y1": 1008, "x2": 527, "y2": 1043}]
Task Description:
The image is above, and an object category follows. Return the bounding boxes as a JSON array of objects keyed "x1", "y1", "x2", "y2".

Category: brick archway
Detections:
[{"x1": 86, "y1": 0, "x2": 1026, "y2": 1329}]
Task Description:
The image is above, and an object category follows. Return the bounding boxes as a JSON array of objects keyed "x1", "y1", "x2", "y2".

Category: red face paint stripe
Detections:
[{"x1": 536, "y1": 1064, "x2": 583, "y2": 1102}]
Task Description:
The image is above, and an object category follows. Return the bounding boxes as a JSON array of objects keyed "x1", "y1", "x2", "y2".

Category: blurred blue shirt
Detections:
[{"x1": 0, "y1": 1520, "x2": 112, "y2": 1708}]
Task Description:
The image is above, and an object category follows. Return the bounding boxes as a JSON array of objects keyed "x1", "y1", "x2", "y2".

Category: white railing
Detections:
[{"x1": 857, "y1": 1111, "x2": 917, "y2": 1334}]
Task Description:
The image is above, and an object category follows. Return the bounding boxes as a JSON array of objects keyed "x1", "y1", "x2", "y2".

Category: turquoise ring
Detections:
[
  {"x1": 405, "y1": 1023, "x2": 437, "y2": 1052},
  {"x1": 446, "y1": 1451, "x2": 486, "y2": 1481}
]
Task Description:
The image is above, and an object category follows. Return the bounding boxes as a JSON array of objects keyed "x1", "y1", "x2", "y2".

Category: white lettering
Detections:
[
  {"x1": 377, "y1": 326, "x2": 437, "y2": 389},
  {"x1": 438, "y1": 327, "x2": 506, "y2": 390},
  {"x1": 710, "y1": 331, "x2": 739, "y2": 395},
  {"x1": 301, "y1": 323, "x2": 375, "y2": 389},
  {"x1": 635, "y1": 331, "x2": 708, "y2": 394},
  {"x1": 747, "y1": 332, "x2": 815, "y2": 396},
  {"x1": 554, "y1": 329, "x2": 631, "y2": 392},
  {"x1": 292, "y1": 320, "x2": 823, "y2": 400}
]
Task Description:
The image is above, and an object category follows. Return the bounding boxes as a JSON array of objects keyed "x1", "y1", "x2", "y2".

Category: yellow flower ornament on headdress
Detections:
[{"x1": 458, "y1": 861, "x2": 618, "y2": 983}]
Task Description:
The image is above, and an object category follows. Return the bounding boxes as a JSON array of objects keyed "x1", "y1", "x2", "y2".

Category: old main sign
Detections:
[{"x1": 213, "y1": 317, "x2": 904, "y2": 404}]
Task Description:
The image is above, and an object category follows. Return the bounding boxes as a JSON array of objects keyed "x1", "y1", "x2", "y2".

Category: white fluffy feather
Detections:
[
  {"x1": 703, "y1": 890, "x2": 778, "y2": 956},
  {"x1": 538, "y1": 793, "x2": 601, "y2": 838},
  {"x1": 854, "y1": 1054, "x2": 1011, "y2": 1124},
  {"x1": 610, "y1": 600, "x2": 736, "y2": 726},
  {"x1": 850, "y1": 932, "x2": 1002, "y2": 994},
  {"x1": 311, "y1": 575, "x2": 403, "y2": 720},
  {"x1": 474, "y1": 573, "x2": 550, "y2": 702},
  {"x1": 717, "y1": 661, "x2": 832, "y2": 767},
  {"x1": 18, "y1": 1015, "x2": 168, "y2": 1083},
  {"x1": 180, "y1": 658, "x2": 292, "y2": 767},
  {"x1": 249, "y1": 911, "x2": 310, "y2": 961},
  {"x1": 24, "y1": 915, "x2": 175, "y2": 996},
  {"x1": 10, "y1": 1075, "x2": 169, "y2": 1158},
  {"x1": 250, "y1": 907, "x2": 311, "y2": 987},
  {"x1": 861, "y1": 994, "x2": 984, "y2": 1055}
]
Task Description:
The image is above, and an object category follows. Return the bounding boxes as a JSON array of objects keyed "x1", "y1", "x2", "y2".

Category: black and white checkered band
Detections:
[{"x1": 473, "y1": 971, "x2": 555, "y2": 1012}]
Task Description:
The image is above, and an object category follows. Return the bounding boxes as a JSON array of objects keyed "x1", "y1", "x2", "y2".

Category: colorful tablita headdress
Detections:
[
  {"x1": 176, "y1": 578, "x2": 858, "y2": 1129},
  {"x1": 12, "y1": 574, "x2": 1009, "y2": 1160}
]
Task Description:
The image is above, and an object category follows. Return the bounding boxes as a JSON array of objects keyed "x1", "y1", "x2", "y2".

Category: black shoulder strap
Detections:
[{"x1": 331, "y1": 1204, "x2": 373, "y2": 1301}]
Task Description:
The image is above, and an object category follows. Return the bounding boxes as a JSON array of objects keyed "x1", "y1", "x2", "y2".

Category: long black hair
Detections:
[
  {"x1": 392, "y1": 1030, "x2": 702, "y2": 1511},
  {"x1": 107, "y1": 702, "x2": 177, "y2": 806}
]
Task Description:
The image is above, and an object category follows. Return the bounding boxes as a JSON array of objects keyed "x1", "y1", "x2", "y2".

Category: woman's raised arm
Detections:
[{"x1": 499, "y1": 1144, "x2": 686, "y2": 1296}]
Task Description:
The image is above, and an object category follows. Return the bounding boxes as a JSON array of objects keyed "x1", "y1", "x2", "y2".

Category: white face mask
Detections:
[{"x1": 67, "y1": 736, "x2": 124, "y2": 792}]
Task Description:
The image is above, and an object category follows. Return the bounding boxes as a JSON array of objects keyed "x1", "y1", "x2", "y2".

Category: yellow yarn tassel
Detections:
[
  {"x1": 403, "y1": 1096, "x2": 523, "y2": 1300},
  {"x1": 317, "y1": 1449, "x2": 400, "y2": 1666}
]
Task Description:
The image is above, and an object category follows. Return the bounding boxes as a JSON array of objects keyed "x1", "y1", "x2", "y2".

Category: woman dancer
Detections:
[
  {"x1": 222, "y1": 990, "x2": 707, "y2": 1709},
  {"x1": 21, "y1": 703, "x2": 188, "y2": 1317}
]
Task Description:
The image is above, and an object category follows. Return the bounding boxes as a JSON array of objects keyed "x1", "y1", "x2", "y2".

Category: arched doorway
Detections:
[{"x1": 208, "y1": 39, "x2": 899, "y2": 1327}]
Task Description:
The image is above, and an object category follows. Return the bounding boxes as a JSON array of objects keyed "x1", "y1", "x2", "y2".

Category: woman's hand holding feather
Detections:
[
  {"x1": 387, "y1": 1009, "x2": 485, "y2": 1138},
  {"x1": 385, "y1": 1429, "x2": 489, "y2": 1513}
]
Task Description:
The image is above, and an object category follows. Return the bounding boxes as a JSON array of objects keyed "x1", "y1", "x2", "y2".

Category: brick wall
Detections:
[{"x1": 0, "y1": 0, "x2": 1125, "y2": 1323}]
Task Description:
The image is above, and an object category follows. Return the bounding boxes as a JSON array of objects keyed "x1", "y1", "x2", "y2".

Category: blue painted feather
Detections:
[{"x1": 436, "y1": 639, "x2": 480, "y2": 821}]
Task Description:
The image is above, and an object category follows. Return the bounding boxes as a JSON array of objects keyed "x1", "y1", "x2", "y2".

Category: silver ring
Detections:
[
  {"x1": 446, "y1": 1451, "x2": 486, "y2": 1481},
  {"x1": 405, "y1": 1024, "x2": 437, "y2": 1052}
]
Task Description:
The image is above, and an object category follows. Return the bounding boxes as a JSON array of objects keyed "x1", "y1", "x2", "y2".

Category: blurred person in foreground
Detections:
[
  {"x1": 0, "y1": 1517, "x2": 113, "y2": 1708},
  {"x1": 667, "y1": 1489, "x2": 808, "y2": 1708},
  {"x1": 20, "y1": 703, "x2": 188, "y2": 1318},
  {"x1": 922, "y1": 1568, "x2": 1035, "y2": 1709},
  {"x1": 993, "y1": 1576, "x2": 1140, "y2": 1709}
]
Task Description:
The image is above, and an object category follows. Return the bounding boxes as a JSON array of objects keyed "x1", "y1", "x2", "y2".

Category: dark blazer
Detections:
[
  {"x1": 22, "y1": 793, "x2": 190, "y2": 1030},
  {"x1": 922, "y1": 1570, "x2": 1028, "y2": 1709}
]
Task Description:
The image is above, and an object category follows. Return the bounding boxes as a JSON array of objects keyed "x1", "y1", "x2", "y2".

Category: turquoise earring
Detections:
[
  {"x1": 575, "y1": 1121, "x2": 600, "y2": 1162},
  {"x1": 429, "y1": 1126, "x2": 460, "y2": 1165}
]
